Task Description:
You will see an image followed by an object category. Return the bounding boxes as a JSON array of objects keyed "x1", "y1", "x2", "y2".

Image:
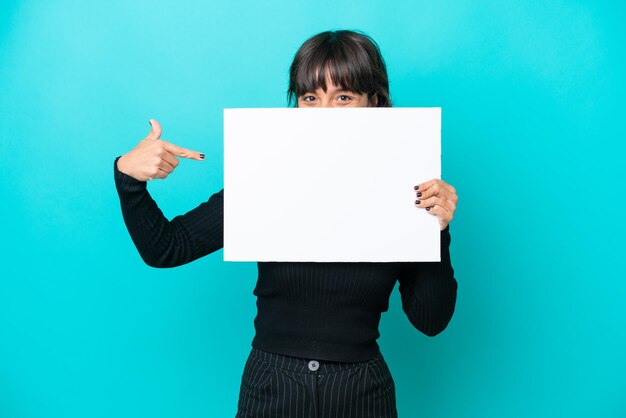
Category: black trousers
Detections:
[{"x1": 235, "y1": 347, "x2": 398, "y2": 418}]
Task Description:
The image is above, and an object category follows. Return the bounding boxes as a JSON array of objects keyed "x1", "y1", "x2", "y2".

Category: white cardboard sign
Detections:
[{"x1": 224, "y1": 107, "x2": 441, "y2": 262}]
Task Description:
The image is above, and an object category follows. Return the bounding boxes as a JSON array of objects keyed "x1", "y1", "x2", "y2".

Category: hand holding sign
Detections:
[
  {"x1": 116, "y1": 119, "x2": 205, "y2": 182},
  {"x1": 414, "y1": 179, "x2": 458, "y2": 231}
]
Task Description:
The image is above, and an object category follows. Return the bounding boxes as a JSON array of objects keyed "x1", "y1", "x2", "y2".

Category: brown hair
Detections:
[{"x1": 287, "y1": 30, "x2": 391, "y2": 107}]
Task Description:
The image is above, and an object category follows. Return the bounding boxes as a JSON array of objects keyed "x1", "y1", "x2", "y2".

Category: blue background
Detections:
[{"x1": 1, "y1": 1, "x2": 624, "y2": 417}]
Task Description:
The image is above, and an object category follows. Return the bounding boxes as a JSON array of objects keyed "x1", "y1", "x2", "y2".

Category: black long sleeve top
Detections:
[{"x1": 113, "y1": 156, "x2": 458, "y2": 362}]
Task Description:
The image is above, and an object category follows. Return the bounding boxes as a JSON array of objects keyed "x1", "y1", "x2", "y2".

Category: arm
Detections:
[
  {"x1": 397, "y1": 225, "x2": 458, "y2": 336},
  {"x1": 114, "y1": 155, "x2": 223, "y2": 268}
]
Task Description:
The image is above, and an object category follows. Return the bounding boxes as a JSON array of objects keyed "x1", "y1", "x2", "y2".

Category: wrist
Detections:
[
  {"x1": 116, "y1": 155, "x2": 133, "y2": 177},
  {"x1": 114, "y1": 155, "x2": 146, "y2": 192}
]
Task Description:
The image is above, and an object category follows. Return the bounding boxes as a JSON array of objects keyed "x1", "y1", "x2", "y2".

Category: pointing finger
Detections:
[
  {"x1": 161, "y1": 140, "x2": 205, "y2": 160},
  {"x1": 146, "y1": 119, "x2": 162, "y2": 141}
]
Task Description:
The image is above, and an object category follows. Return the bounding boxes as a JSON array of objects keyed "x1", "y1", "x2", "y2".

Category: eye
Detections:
[
  {"x1": 337, "y1": 95, "x2": 353, "y2": 102},
  {"x1": 300, "y1": 95, "x2": 316, "y2": 102}
]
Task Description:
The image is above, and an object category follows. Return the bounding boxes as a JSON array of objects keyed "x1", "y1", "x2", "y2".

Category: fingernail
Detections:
[
  {"x1": 416, "y1": 192, "x2": 422, "y2": 197},
  {"x1": 415, "y1": 200, "x2": 421, "y2": 204},
  {"x1": 426, "y1": 207, "x2": 431, "y2": 211},
  {"x1": 414, "y1": 186, "x2": 419, "y2": 190},
  {"x1": 199, "y1": 153, "x2": 205, "y2": 159}
]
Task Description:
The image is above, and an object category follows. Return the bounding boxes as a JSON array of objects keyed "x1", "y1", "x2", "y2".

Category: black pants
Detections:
[{"x1": 235, "y1": 347, "x2": 398, "y2": 418}]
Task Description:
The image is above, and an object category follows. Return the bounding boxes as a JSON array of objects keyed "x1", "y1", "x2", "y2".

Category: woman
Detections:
[{"x1": 114, "y1": 30, "x2": 458, "y2": 418}]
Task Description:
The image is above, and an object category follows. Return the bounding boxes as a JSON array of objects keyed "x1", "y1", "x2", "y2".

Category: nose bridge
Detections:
[
  {"x1": 322, "y1": 97, "x2": 341, "y2": 108},
  {"x1": 321, "y1": 97, "x2": 333, "y2": 108}
]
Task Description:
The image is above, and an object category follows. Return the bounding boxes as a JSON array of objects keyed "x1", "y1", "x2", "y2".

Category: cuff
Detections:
[
  {"x1": 114, "y1": 155, "x2": 147, "y2": 193},
  {"x1": 441, "y1": 224, "x2": 451, "y2": 247}
]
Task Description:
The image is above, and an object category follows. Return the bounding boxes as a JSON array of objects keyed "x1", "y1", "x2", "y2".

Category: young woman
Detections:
[{"x1": 114, "y1": 30, "x2": 458, "y2": 418}]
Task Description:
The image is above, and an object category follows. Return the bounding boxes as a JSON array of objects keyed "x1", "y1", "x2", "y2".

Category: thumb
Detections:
[{"x1": 146, "y1": 119, "x2": 162, "y2": 140}]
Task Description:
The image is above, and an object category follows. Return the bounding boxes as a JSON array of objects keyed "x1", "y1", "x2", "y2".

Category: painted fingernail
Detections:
[
  {"x1": 414, "y1": 186, "x2": 419, "y2": 190},
  {"x1": 426, "y1": 207, "x2": 431, "y2": 211},
  {"x1": 415, "y1": 200, "x2": 421, "y2": 204},
  {"x1": 199, "y1": 153, "x2": 205, "y2": 159},
  {"x1": 416, "y1": 192, "x2": 422, "y2": 197}
]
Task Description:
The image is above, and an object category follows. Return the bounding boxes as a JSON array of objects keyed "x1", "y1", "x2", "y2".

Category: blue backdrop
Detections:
[{"x1": 1, "y1": 1, "x2": 624, "y2": 417}]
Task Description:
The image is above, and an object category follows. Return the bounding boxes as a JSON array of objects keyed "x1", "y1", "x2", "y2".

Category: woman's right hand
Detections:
[{"x1": 116, "y1": 119, "x2": 205, "y2": 182}]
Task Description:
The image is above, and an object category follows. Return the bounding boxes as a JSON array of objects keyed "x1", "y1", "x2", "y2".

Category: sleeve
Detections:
[
  {"x1": 113, "y1": 155, "x2": 223, "y2": 268},
  {"x1": 397, "y1": 225, "x2": 458, "y2": 336}
]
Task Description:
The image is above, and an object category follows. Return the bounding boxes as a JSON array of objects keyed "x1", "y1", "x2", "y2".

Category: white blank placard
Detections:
[{"x1": 224, "y1": 107, "x2": 441, "y2": 262}]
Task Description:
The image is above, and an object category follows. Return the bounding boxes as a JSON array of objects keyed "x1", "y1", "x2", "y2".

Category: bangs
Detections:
[{"x1": 292, "y1": 38, "x2": 375, "y2": 97}]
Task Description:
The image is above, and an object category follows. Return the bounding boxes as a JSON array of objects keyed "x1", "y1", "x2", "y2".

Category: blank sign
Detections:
[{"x1": 223, "y1": 107, "x2": 441, "y2": 262}]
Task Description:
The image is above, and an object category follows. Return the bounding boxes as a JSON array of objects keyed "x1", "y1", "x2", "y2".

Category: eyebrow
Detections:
[{"x1": 301, "y1": 88, "x2": 353, "y2": 96}]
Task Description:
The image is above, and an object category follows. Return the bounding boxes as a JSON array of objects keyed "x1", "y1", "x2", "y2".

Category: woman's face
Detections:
[{"x1": 297, "y1": 77, "x2": 375, "y2": 108}]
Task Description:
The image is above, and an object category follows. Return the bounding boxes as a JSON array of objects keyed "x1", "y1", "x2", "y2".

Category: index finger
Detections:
[
  {"x1": 414, "y1": 178, "x2": 439, "y2": 192},
  {"x1": 160, "y1": 140, "x2": 205, "y2": 161}
]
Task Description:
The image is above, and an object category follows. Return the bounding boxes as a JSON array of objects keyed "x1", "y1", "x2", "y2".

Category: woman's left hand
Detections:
[{"x1": 414, "y1": 179, "x2": 458, "y2": 231}]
